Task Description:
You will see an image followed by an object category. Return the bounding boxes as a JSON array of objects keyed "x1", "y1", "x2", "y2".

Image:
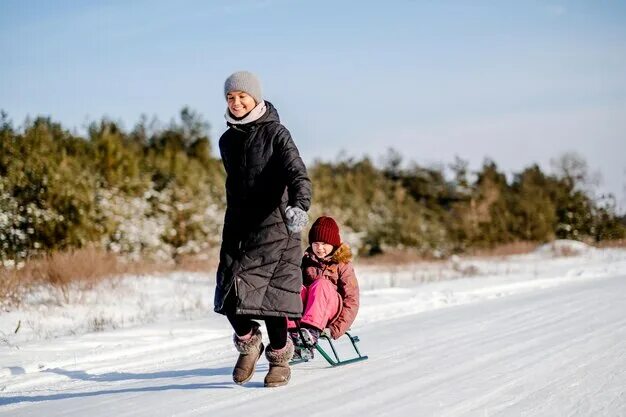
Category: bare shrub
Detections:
[
  {"x1": 451, "y1": 262, "x2": 480, "y2": 276},
  {"x1": 89, "y1": 316, "x2": 116, "y2": 332}
]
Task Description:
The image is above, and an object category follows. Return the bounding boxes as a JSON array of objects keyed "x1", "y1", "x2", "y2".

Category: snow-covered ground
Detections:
[{"x1": 1, "y1": 240, "x2": 625, "y2": 416}]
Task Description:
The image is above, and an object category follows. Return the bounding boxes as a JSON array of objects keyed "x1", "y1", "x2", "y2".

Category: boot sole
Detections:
[{"x1": 264, "y1": 375, "x2": 291, "y2": 388}]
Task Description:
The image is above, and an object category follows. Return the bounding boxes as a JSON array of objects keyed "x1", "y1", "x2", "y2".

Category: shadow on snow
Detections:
[{"x1": 0, "y1": 365, "x2": 269, "y2": 406}]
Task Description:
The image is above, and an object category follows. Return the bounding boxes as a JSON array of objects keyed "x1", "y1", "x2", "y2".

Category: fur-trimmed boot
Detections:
[
  {"x1": 264, "y1": 337, "x2": 294, "y2": 388},
  {"x1": 232, "y1": 324, "x2": 264, "y2": 385}
]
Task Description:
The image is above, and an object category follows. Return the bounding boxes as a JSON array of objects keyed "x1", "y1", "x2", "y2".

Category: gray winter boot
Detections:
[
  {"x1": 264, "y1": 337, "x2": 294, "y2": 388},
  {"x1": 232, "y1": 324, "x2": 264, "y2": 385}
]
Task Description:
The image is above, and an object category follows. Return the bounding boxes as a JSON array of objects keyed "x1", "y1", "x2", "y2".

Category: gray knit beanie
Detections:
[{"x1": 224, "y1": 71, "x2": 263, "y2": 104}]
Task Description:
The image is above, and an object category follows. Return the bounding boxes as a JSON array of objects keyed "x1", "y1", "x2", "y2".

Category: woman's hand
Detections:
[{"x1": 285, "y1": 206, "x2": 308, "y2": 233}]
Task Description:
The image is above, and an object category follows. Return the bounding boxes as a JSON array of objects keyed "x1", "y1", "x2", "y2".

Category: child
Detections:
[
  {"x1": 288, "y1": 216, "x2": 360, "y2": 358},
  {"x1": 214, "y1": 71, "x2": 312, "y2": 387}
]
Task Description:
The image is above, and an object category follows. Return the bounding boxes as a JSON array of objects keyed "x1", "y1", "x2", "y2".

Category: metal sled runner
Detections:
[{"x1": 291, "y1": 330, "x2": 369, "y2": 367}]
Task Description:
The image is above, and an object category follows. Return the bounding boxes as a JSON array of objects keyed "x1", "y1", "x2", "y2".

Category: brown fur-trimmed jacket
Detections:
[{"x1": 301, "y1": 243, "x2": 360, "y2": 339}]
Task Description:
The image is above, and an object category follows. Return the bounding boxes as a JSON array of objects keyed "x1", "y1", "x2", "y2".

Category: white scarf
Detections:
[{"x1": 224, "y1": 100, "x2": 267, "y2": 125}]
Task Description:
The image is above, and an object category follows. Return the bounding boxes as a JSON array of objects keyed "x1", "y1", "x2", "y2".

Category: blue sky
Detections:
[{"x1": 2, "y1": 1, "x2": 625, "y2": 208}]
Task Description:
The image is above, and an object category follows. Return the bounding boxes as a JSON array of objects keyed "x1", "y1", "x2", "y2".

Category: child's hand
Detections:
[{"x1": 285, "y1": 206, "x2": 308, "y2": 233}]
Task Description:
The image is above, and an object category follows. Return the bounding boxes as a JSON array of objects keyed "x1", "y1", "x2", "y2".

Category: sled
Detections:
[{"x1": 290, "y1": 329, "x2": 369, "y2": 367}]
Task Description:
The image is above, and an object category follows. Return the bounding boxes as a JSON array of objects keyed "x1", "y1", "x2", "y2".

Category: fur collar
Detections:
[{"x1": 331, "y1": 243, "x2": 352, "y2": 263}]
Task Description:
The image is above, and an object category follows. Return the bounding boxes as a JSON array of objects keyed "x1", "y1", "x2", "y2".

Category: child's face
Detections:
[
  {"x1": 312, "y1": 242, "x2": 334, "y2": 259},
  {"x1": 227, "y1": 91, "x2": 256, "y2": 118}
]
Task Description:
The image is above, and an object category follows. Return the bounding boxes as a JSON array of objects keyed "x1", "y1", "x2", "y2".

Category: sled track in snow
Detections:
[{"x1": 1, "y1": 275, "x2": 625, "y2": 416}]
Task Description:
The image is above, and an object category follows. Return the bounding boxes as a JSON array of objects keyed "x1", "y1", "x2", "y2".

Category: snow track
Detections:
[
  {"x1": 1, "y1": 258, "x2": 625, "y2": 416},
  {"x1": 0, "y1": 276, "x2": 626, "y2": 417}
]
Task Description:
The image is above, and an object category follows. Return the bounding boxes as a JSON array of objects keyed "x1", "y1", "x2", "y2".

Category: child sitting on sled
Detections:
[{"x1": 288, "y1": 216, "x2": 360, "y2": 357}]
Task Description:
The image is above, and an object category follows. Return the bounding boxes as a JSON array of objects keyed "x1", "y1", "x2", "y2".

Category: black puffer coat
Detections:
[{"x1": 214, "y1": 101, "x2": 312, "y2": 318}]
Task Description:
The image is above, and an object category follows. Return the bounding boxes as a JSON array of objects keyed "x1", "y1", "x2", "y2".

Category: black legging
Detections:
[{"x1": 227, "y1": 314, "x2": 288, "y2": 350}]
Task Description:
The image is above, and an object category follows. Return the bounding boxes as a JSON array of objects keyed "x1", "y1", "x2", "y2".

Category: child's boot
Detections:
[
  {"x1": 289, "y1": 327, "x2": 319, "y2": 360},
  {"x1": 232, "y1": 323, "x2": 264, "y2": 385},
  {"x1": 264, "y1": 337, "x2": 294, "y2": 387}
]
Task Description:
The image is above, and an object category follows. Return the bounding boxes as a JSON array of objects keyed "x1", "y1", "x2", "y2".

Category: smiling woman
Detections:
[
  {"x1": 226, "y1": 91, "x2": 256, "y2": 118},
  {"x1": 214, "y1": 70, "x2": 312, "y2": 388}
]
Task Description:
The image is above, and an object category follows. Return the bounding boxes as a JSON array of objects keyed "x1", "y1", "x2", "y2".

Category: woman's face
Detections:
[
  {"x1": 312, "y1": 242, "x2": 334, "y2": 259},
  {"x1": 227, "y1": 91, "x2": 257, "y2": 118}
]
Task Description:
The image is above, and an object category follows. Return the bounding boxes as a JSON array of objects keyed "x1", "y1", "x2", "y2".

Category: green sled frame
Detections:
[{"x1": 291, "y1": 330, "x2": 369, "y2": 367}]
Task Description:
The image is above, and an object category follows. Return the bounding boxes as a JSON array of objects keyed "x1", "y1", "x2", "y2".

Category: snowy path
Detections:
[{"x1": 1, "y1": 274, "x2": 625, "y2": 416}]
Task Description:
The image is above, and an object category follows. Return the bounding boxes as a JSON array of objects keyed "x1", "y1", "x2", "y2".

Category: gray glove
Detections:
[{"x1": 285, "y1": 206, "x2": 308, "y2": 233}]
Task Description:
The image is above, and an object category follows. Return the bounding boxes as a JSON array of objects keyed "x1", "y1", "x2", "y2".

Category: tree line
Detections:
[{"x1": 1, "y1": 109, "x2": 624, "y2": 266}]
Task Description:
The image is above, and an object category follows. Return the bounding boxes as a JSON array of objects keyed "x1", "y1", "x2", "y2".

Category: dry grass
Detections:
[
  {"x1": 1, "y1": 247, "x2": 122, "y2": 306},
  {"x1": 3, "y1": 238, "x2": 620, "y2": 306},
  {"x1": 41, "y1": 246, "x2": 122, "y2": 288},
  {"x1": 594, "y1": 239, "x2": 626, "y2": 249},
  {"x1": 357, "y1": 249, "x2": 440, "y2": 266},
  {"x1": 0, "y1": 268, "x2": 23, "y2": 307},
  {"x1": 0, "y1": 246, "x2": 219, "y2": 307},
  {"x1": 358, "y1": 242, "x2": 539, "y2": 266},
  {"x1": 465, "y1": 241, "x2": 538, "y2": 258},
  {"x1": 173, "y1": 252, "x2": 219, "y2": 272},
  {"x1": 548, "y1": 243, "x2": 582, "y2": 257}
]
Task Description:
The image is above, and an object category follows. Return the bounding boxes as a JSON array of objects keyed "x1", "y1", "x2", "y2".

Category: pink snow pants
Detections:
[{"x1": 287, "y1": 279, "x2": 341, "y2": 330}]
